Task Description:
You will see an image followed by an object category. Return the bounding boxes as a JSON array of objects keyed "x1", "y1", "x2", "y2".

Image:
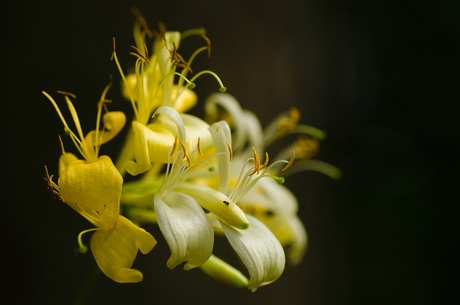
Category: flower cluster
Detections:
[{"x1": 44, "y1": 16, "x2": 339, "y2": 291}]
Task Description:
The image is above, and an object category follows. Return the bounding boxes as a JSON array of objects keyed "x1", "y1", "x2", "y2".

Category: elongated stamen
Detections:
[{"x1": 112, "y1": 38, "x2": 139, "y2": 119}]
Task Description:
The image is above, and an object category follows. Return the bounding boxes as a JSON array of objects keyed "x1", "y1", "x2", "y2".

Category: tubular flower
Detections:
[
  {"x1": 149, "y1": 107, "x2": 250, "y2": 270},
  {"x1": 44, "y1": 89, "x2": 156, "y2": 283},
  {"x1": 112, "y1": 18, "x2": 226, "y2": 175},
  {"x1": 203, "y1": 92, "x2": 340, "y2": 264},
  {"x1": 44, "y1": 16, "x2": 339, "y2": 293}
]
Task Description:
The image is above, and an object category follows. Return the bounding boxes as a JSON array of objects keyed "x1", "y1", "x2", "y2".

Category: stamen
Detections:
[
  {"x1": 202, "y1": 34, "x2": 211, "y2": 57},
  {"x1": 260, "y1": 152, "x2": 269, "y2": 171},
  {"x1": 197, "y1": 137, "x2": 203, "y2": 155},
  {"x1": 282, "y1": 150, "x2": 296, "y2": 171},
  {"x1": 129, "y1": 45, "x2": 149, "y2": 64},
  {"x1": 111, "y1": 38, "x2": 139, "y2": 119},
  {"x1": 130, "y1": 6, "x2": 154, "y2": 38},
  {"x1": 43, "y1": 165, "x2": 62, "y2": 201},
  {"x1": 56, "y1": 91, "x2": 77, "y2": 99},
  {"x1": 170, "y1": 137, "x2": 178, "y2": 156},
  {"x1": 179, "y1": 139, "x2": 191, "y2": 167},
  {"x1": 249, "y1": 147, "x2": 261, "y2": 176},
  {"x1": 58, "y1": 135, "x2": 66, "y2": 155},
  {"x1": 226, "y1": 140, "x2": 233, "y2": 162}
]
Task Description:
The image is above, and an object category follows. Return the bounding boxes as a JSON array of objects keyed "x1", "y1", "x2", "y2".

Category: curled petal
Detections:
[
  {"x1": 90, "y1": 215, "x2": 156, "y2": 283},
  {"x1": 125, "y1": 113, "x2": 212, "y2": 176},
  {"x1": 125, "y1": 120, "x2": 175, "y2": 175},
  {"x1": 84, "y1": 111, "x2": 126, "y2": 146},
  {"x1": 154, "y1": 192, "x2": 213, "y2": 270},
  {"x1": 220, "y1": 215, "x2": 285, "y2": 291},
  {"x1": 58, "y1": 156, "x2": 122, "y2": 230}
]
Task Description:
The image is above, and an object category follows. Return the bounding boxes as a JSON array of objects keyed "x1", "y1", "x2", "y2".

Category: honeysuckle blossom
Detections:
[
  {"x1": 112, "y1": 19, "x2": 225, "y2": 176},
  {"x1": 44, "y1": 14, "x2": 339, "y2": 293},
  {"x1": 43, "y1": 89, "x2": 155, "y2": 283},
  {"x1": 203, "y1": 92, "x2": 340, "y2": 265}
]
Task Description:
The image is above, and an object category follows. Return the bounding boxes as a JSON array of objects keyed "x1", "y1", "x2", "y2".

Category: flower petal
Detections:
[
  {"x1": 271, "y1": 214, "x2": 308, "y2": 265},
  {"x1": 176, "y1": 182, "x2": 249, "y2": 230},
  {"x1": 84, "y1": 111, "x2": 126, "y2": 146},
  {"x1": 125, "y1": 120, "x2": 175, "y2": 175},
  {"x1": 58, "y1": 156, "x2": 122, "y2": 230},
  {"x1": 90, "y1": 215, "x2": 156, "y2": 283},
  {"x1": 154, "y1": 192, "x2": 213, "y2": 270},
  {"x1": 220, "y1": 215, "x2": 285, "y2": 291}
]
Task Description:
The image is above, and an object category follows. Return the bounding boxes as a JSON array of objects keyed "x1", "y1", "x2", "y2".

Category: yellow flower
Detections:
[
  {"x1": 112, "y1": 20, "x2": 226, "y2": 175},
  {"x1": 44, "y1": 89, "x2": 156, "y2": 283}
]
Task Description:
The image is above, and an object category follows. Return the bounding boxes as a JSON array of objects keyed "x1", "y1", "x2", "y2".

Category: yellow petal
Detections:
[
  {"x1": 125, "y1": 120, "x2": 175, "y2": 175},
  {"x1": 84, "y1": 111, "x2": 126, "y2": 147},
  {"x1": 58, "y1": 152, "x2": 78, "y2": 175},
  {"x1": 171, "y1": 86, "x2": 197, "y2": 113},
  {"x1": 90, "y1": 215, "x2": 156, "y2": 283},
  {"x1": 58, "y1": 156, "x2": 122, "y2": 230}
]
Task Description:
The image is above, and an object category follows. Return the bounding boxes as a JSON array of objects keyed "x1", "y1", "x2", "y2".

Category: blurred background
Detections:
[{"x1": 1, "y1": 0, "x2": 459, "y2": 304}]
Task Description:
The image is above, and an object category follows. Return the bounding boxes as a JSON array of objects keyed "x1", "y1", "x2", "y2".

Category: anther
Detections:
[
  {"x1": 260, "y1": 152, "x2": 269, "y2": 170},
  {"x1": 111, "y1": 37, "x2": 116, "y2": 61},
  {"x1": 170, "y1": 137, "x2": 178, "y2": 156},
  {"x1": 179, "y1": 139, "x2": 191, "y2": 167},
  {"x1": 197, "y1": 137, "x2": 203, "y2": 155},
  {"x1": 56, "y1": 91, "x2": 76, "y2": 99},
  {"x1": 226, "y1": 140, "x2": 233, "y2": 162},
  {"x1": 249, "y1": 146, "x2": 261, "y2": 176},
  {"x1": 282, "y1": 150, "x2": 296, "y2": 171}
]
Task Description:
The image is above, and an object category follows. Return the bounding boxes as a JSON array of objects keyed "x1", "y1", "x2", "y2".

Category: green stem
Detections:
[{"x1": 73, "y1": 261, "x2": 100, "y2": 305}]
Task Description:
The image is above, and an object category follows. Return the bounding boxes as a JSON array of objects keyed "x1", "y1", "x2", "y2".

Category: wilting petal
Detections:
[
  {"x1": 58, "y1": 155, "x2": 122, "y2": 230},
  {"x1": 220, "y1": 215, "x2": 285, "y2": 292},
  {"x1": 90, "y1": 215, "x2": 156, "y2": 283},
  {"x1": 154, "y1": 192, "x2": 213, "y2": 270}
]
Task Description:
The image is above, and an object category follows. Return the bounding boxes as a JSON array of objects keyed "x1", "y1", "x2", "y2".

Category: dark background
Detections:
[{"x1": 1, "y1": 0, "x2": 459, "y2": 304}]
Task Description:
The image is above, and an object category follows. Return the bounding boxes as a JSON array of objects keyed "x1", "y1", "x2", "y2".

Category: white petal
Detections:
[
  {"x1": 209, "y1": 121, "x2": 232, "y2": 193},
  {"x1": 220, "y1": 215, "x2": 285, "y2": 291},
  {"x1": 154, "y1": 192, "x2": 213, "y2": 270},
  {"x1": 205, "y1": 93, "x2": 247, "y2": 150}
]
